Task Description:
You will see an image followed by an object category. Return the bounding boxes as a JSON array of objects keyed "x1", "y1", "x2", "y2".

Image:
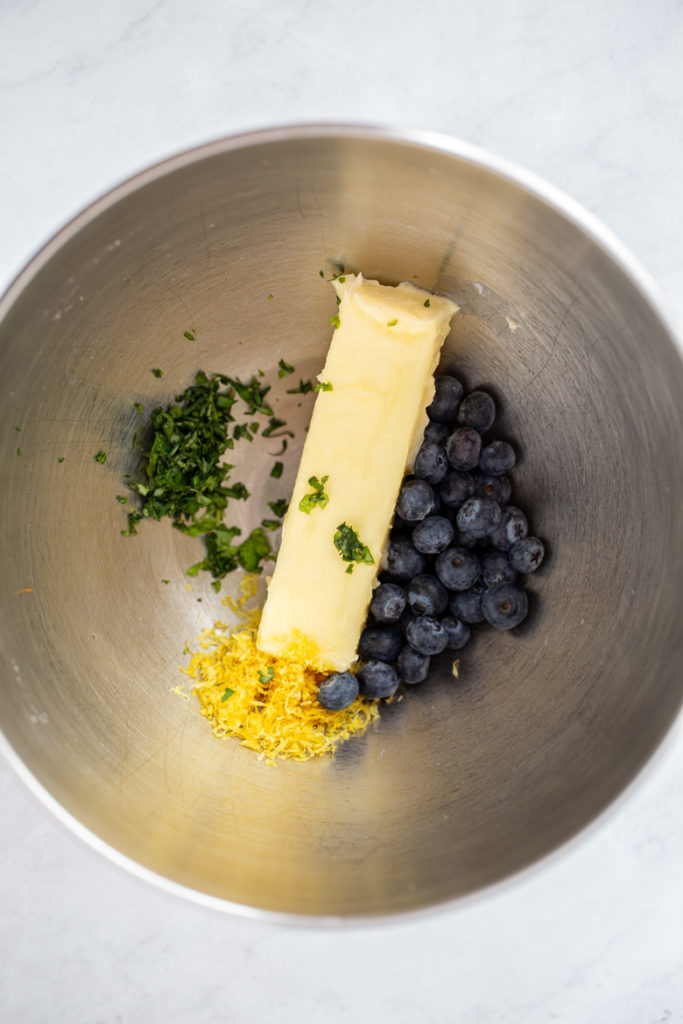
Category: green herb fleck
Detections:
[
  {"x1": 286, "y1": 379, "x2": 313, "y2": 395},
  {"x1": 278, "y1": 358, "x2": 295, "y2": 378},
  {"x1": 151, "y1": 367, "x2": 163, "y2": 378},
  {"x1": 319, "y1": 269, "x2": 324, "y2": 278},
  {"x1": 314, "y1": 381, "x2": 333, "y2": 392},
  {"x1": 268, "y1": 498, "x2": 289, "y2": 518},
  {"x1": 333, "y1": 522, "x2": 374, "y2": 573},
  {"x1": 270, "y1": 461, "x2": 284, "y2": 478},
  {"x1": 259, "y1": 667, "x2": 274, "y2": 684},
  {"x1": 186, "y1": 523, "x2": 272, "y2": 583},
  {"x1": 249, "y1": 422, "x2": 260, "y2": 434},
  {"x1": 221, "y1": 687, "x2": 235, "y2": 702},
  {"x1": 387, "y1": 319, "x2": 398, "y2": 327},
  {"x1": 270, "y1": 438, "x2": 288, "y2": 457},
  {"x1": 235, "y1": 527, "x2": 272, "y2": 572},
  {"x1": 184, "y1": 330, "x2": 195, "y2": 341},
  {"x1": 424, "y1": 299, "x2": 431, "y2": 308},
  {"x1": 16, "y1": 447, "x2": 22, "y2": 456},
  {"x1": 94, "y1": 450, "x2": 107, "y2": 464},
  {"x1": 261, "y1": 518, "x2": 281, "y2": 532},
  {"x1": 262, "y1": 417, "x2": 294, "y2": 439},
  {"x1": 330, "y1": 315, "x2": 340, "y2": 330},
  {"x1": 268, "y1": 293, "x2": 273, "y2": 300},
  {"x1": 233, "y1": 423, "x2": 253, "y2": 442},
  {"x1": 14, "y1": 426, "x2": 21, "y2": 432},
  {"x1": 133, "y1": 401, "x2": 144, "y2": 414},
  {"x1": 116, "y1": 495, "x2": 128, "y2": 504},
  {"x1": 57, "y1": 457, "x2": 65, "y2": 463},
  {"x1": 223, "y1": 375, "x2": 273, "y2": 416},
  {"x1": 162, "y1": 578, "x2": 170, "y2": 584},
  {"x1": 298, "y1": 475, "x2": 330, "y2": 515}
]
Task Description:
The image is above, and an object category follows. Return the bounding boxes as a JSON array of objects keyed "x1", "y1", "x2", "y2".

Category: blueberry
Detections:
[
  {"x1": 481, "y1": 551, "x2": 518, "y2": 586},
  {"x1": 449, "y1": 583, "x2": 486, "y2": 623},
  {"x1": 405, "y1": 615, "x2": 449, "y2": 656},
  {"x1": 370, "y1": 582, "x2": 406, "y2": 623},
  {"x1": 480, "y1": 440, "x2": 516, "y2": 475},
  {"x1": 454, "y1": 528, "x2": 480, "y2": 550},
  {"x1": 509, "y1": 536, "x2": 545, "y2": 573},
  {"x1": 390, "y1": 512, "x2": 412, "y2": 534},
  {"x1": 427, "y1": 375, "x2": 464, "y2": 423},
  {"x1": 414, "y1": 441, "x2": 448, "y2": 485},
  {"x1": 473, "y1": 472, "x2": 512, "y2": 505},
  {"x1": 423, "y1": 421, "x2": 450, "y2": 446},
  {"x1": 457, "y1": 390, "x2": 496, "y2": 432},
  {"x1": 439, "y1": 470, "x2": 475, "y2": 507},
  {"x1": 456, "y1": 496, "x2": 502, "y2": 538},
  {"x1": 441, "y1": 615, "x2": 471, "y2": 650},
  {"x1": 412, "y1": 515, "x2": 455, "y2": 554},
  {"x1": 488, "y1": 506, "x2": 529, "y2": 551},
  {"x1": 481, "y1": 583, "x2": 528, "y2": 629},
  {"x1": 400, "y1": 606, "x2": 419, "y2": 634},
  {"x1": 435, "y1": 547, "x2": 481, "y2": 591},
  {"x1": 407, "y1": 574, "x2": 449, "y2": 616},
  {"x1": 446, "y1": 426, "x2": 482, "y2": 471},
  {"x1": 358, "y1": 661, "x2": 400, "y2": 699},
  {"x1": 385, "y1": 536, "x2": 427, "y2": 580},
  {"x1": 317, "y1": 672, "x2": 359, "y2": 710},
  {"x1": 397, "y1": 645, "x2": 430, "y2": 684},
  {"x1": 396, "y1": 478, "x2": 436, "y2": 522},
  {"x1": 358, "y1": 626, "x2": 403, "y2": 663}
]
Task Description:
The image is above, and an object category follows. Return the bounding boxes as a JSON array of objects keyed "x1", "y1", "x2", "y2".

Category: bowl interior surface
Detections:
[{"x1": 1, "y1": 128, "x2": 682, "y2": 919}]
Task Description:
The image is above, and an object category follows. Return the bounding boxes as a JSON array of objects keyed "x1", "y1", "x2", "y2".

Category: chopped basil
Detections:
[
  {"x1": 387, "y1": 319, "x2": 398, "y2": 327},
  {"x1": 116, "y1": 495, "x2": 128, "y2": 504},
  {"x1": 133, "y1": 401, "x2": 144, "y2": 413},
  {"x1": 221, "y1": 687, "x2": 235, "y2": 702},
  {"x1": 223, "y1": 375, "x2": 273, "y2": 416},
  {"x1": 333, "y1": 522, "x2": 374, "y2": 573},
  {"x1": 94, "y1": 450, "x2": 107, "y2": 463},
  {"x1": 261, "y1": 518, "x2": 281, "y2": 532},
  {"x1": 286, "y1": 379, "x2": 313, "y2": 395},
  {"x1": 270, "y1": 439, "x2": 288, "y2": 457},
  {"x1": 424, "y1": 299, "x2": 431, "y2": 308},
  {"x1": 315, "y1": 381, "x2": 333, "y2": 392},
  {"x1": 330, "y1": 315, "x2": 340, "y2": 329},
  {"x1": 268, "y1": 498, "x2": 289, "y2": 518},
  {"x1": 270, "y1": 461, "x2": 284, "y2": 478},
  {"x1": 277, "y1": 358, "x2": 294, "y2": 378},
  {"x1": 299, "y1": 475, "x2": 330, "y2": 514},
  {"x1": 262, "y1": 417, "x2": 294, "y2": 439},
  {"x1": 259, "y1": 667, "x2": 274, "y2": 684},
  {"x1": 151, "y1": 367, "x2": 163, "y2": 378},
  {"x1": 184, "y1": 330, "x2": 195, "y2": 341},
  {"x1": 233, "y1": 423, "x2": 253, "y2": 442}
]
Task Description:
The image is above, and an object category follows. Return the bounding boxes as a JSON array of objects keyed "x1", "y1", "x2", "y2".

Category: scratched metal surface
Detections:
[{"x1": 1, "y1": 127, "x2": 682, "y2": 918}]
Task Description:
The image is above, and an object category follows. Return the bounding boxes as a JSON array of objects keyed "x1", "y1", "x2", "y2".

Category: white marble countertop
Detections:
[{"x1": 1, "y1": 1, "x2": 682, "y2": 1021}]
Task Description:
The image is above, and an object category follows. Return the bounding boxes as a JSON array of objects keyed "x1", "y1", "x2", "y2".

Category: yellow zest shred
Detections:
[{"x1": 180, "y1": 575, "x2": 379, "y2": 764}]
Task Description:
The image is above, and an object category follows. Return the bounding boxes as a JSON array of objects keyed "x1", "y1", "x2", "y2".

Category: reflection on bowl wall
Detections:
[{"x1": 0, "y1": 126, "x2": 682, "y2": 921}]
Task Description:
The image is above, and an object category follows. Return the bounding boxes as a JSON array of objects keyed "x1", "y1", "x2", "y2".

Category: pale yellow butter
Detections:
[{"x1": 256, "y1": 274, "x2": 458, "y2": 672}]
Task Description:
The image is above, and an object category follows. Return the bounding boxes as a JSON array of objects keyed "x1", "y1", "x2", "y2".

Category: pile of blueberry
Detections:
[{"x1": 317, "y1": 376, "x2": 545, "y2": 712}]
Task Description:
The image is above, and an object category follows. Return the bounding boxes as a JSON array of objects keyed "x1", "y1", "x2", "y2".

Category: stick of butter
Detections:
[{"x1": 257, "y1": 273, "x2": 458, "y2": 672}]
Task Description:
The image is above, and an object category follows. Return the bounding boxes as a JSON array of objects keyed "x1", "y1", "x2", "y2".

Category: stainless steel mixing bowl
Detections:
[{"x1": 1, "y1": 126, "x2": 682, "y2": 921}]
